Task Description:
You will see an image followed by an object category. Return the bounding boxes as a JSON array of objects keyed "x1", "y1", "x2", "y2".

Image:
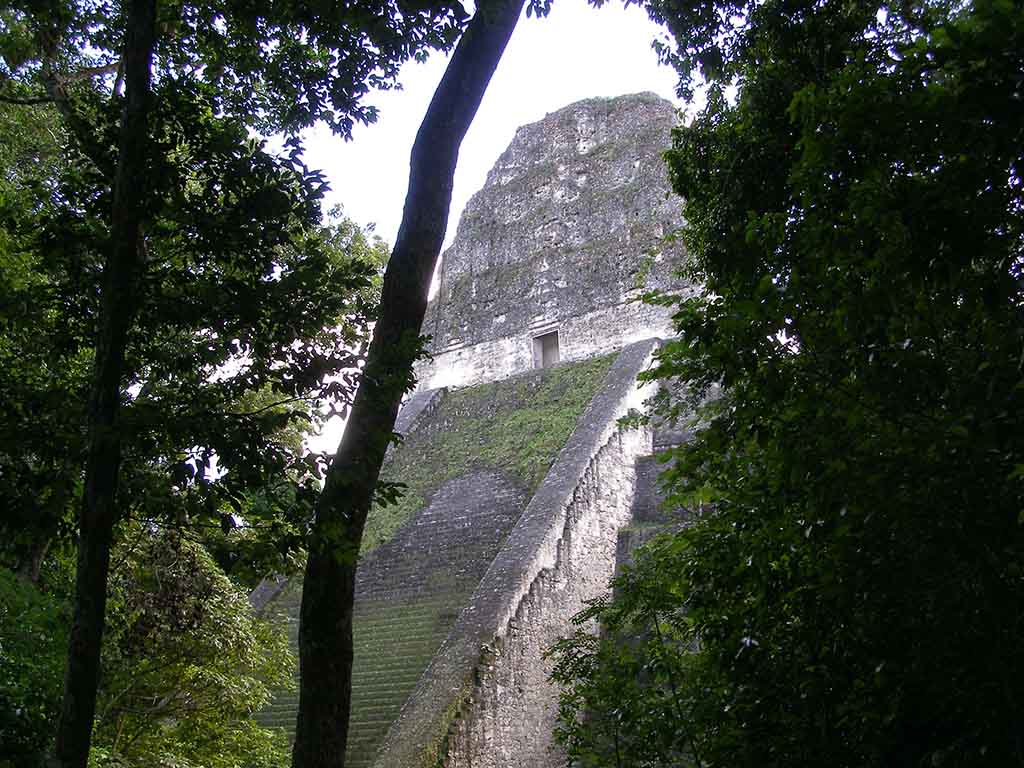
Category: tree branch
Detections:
[
  {"x1": 59, "y1": 62, "x2": 120, "y2": 83},
  {"x1": 0, "y1": 93, "x2": 53, "y2": 105}
]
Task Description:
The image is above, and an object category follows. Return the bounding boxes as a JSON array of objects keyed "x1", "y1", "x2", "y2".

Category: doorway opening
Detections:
[{"x1": 533, "y1": 331, "x2": 560, "y2": 369}]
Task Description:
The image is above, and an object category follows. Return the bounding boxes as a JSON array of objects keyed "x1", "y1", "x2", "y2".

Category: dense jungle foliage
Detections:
[
  {"x1": 1, "y1": 531, "x2": 294, "y2": 768},
  {"x1": 0, "y1": 57, "x2": 388, "y2": 768},
  {"x1": 552, "y1": 1, "x2": 1024, "y2": 766},
  {"x1": 0, "y1": 0, "x2": 467, "y2": 763}
]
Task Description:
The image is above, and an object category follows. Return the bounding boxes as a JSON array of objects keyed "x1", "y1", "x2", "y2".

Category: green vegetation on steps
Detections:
[
  {"x1": 258, "y1": 354, "x2": 616, "y2": 766},
  {"x1": 362, "y1": 353, "x2": 616, "y2": 554}
]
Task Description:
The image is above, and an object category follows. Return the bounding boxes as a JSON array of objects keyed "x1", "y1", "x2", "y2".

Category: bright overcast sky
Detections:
[
  {"x1": 303, "y1": 0, "x2": 688, "y2": 453},
  {"x1": 301, "y1": 0, "x2": 686, "y2": 251}
]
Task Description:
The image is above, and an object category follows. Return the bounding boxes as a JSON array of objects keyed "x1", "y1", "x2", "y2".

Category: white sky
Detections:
[
  {"x1": 301, "y1": 0, "x2": 685, "y2": 250},
  {"x1": 303, "y1": 0, "x2": 688, "y2": 453}
]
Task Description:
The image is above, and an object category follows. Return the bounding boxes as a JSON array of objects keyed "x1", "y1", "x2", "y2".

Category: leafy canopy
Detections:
[
  {"x1": 1, "y1": 529, "x2": 296, "y2": 768},
  {"x1": 1, "y1": 0, "x2": 468, "y2": 135},
  {"x1": 553, "y1": 0, "x2": 1024, "y2": 766},
  {"x1": 0, "y1": 82, "x2": 386, "y2": 764},
  {"x1": 0, "y1": 87, "x2": 389, "y2": 577}
]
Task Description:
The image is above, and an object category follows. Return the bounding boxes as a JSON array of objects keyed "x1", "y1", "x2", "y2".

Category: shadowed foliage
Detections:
[{"x1": 552, "y1": 1, "x2": 1024, "y2": 766}]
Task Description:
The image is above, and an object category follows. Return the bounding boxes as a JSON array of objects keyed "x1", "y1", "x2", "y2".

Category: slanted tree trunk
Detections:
[
  {"x1": 50, "y1": 1, "x2": 158, "y2": 765},
  {"x1": 291, "y1": 0, "x2": 526, "y2": 765}
]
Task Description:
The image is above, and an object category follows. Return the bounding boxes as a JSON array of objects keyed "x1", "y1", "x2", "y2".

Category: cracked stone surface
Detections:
[{"x1": 417, "y1": 92, "x2": 690, "y2": 391}]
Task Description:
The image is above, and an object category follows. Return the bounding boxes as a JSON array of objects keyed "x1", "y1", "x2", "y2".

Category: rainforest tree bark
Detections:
[
  {"x1": 50, "y1": 0, "x2": 158, "y2": 765},
  {"x1": 291, "y1": 0, "x2": 527, "y2": 765}
]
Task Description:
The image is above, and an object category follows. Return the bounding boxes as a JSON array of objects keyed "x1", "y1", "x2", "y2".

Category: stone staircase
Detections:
[
  {"x1": 256, "y1": 470, "x2": 528, "y2": 768},
  {"x1": 255, "y1": 358, "x2": 616, "y2": 767},
  {"x1": 616, "y1": 419, "x2": 692, "y2": 572}
]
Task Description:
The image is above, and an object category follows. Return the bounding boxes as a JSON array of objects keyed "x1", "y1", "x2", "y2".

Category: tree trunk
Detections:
[
  {"x1": 291, "y1": 0, "x2": 526, "y2": 765},
  {"x1": 50, "y1": 1, "x2": 158, "y2": 765}
]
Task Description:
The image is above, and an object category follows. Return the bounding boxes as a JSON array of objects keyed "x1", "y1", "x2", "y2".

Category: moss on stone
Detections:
[
  {"x1": 361, "y1": 353, "x2": 615, "y2": 554},
  {"x1": 619, "y1": 519, "x2": 667, "y2": 533},
  {"x1": 259, "y1": 354, "x2": 617, "y2": 767},
  {"x1": 418, "y1": 673, "x2": 474, "y2": 768}
]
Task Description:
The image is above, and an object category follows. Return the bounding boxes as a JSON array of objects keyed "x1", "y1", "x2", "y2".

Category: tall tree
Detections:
[
  {"x1": 54, "y1": 2, "x2": 158, "y2": 762},
  {"x1": 0, "y1": 89, "x2": 387, "y2": 588},
  {"x1": 291, "y1": 0, "x2": 533, "y2": 764},
  {"x1": 552, "y1": 0, "x2": 1024, "y2": 765},
  {"x1": 0, "y1": 87, "x2": 384, "y2": 768},
  {"x1": 2, "y1": 1, "x2": 468, "y2": 764}
]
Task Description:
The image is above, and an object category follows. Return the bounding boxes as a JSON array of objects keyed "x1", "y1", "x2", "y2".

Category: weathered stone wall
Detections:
[
  {"x1": 344, "y1": 470, "x2": 529, "y2": 767},
  {"x1": 392, "y1": 386, "x2": 446, "y2": 446},
  {"x1": 372, "y1": 340, "x2": 659, "y2": 768},
  {"x1": 416, "y1": 92, "x2": 689, "y2": 391},
  {"x1": 416, "y1": 296, "x2": 676, "y2": 391},
  {"x1": 442, "y1": 423, "x2": 651, "y2": 768},
  {"x1": 253, "y1": 468, "x2": 530, "y2": 768},
  {"x1": 614, "y1": 453, "x2": 688, "y2": 575}
]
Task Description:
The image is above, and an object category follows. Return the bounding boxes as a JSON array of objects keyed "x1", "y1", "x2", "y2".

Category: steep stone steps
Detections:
[
  {"x1": 255, "y1": 359, "x2": 615, "y2": 766},
  {"x1": 256, "y1": 470, "x2": 530, "y2": 765},
  {"x1": 616, "y1": 426, "x2": 692, "y2": 573}
]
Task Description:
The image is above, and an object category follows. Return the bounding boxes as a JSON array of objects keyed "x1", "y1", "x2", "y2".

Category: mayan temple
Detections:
[{"x1": 256, "y1": 91, "x2": 692, "y2": 767}]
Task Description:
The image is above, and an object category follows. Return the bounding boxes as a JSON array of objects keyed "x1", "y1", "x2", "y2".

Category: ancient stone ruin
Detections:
[{"x1": 256, "y1": 91, "x2": 692, "y2": 767}]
